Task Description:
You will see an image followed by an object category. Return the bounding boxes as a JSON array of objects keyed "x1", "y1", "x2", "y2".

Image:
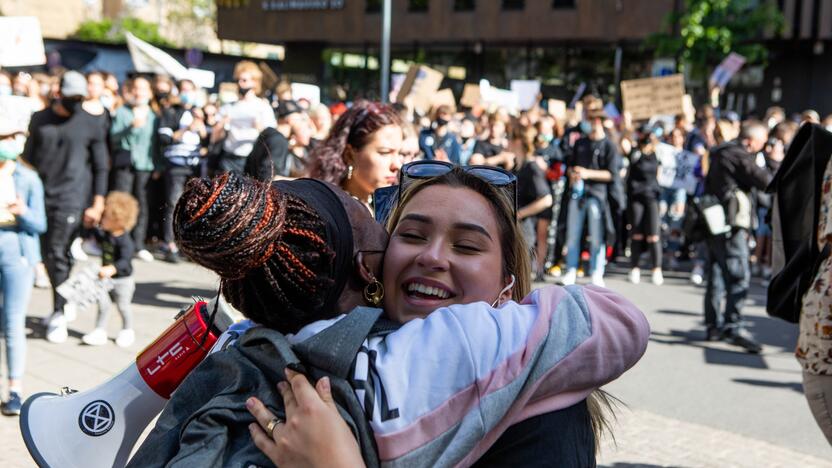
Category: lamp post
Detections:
[{"x1": 380, "y1": 0, "x2": 392, "y2": 102}]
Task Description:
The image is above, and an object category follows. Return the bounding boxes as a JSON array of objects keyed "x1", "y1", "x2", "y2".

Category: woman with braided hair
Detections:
[
  {"x1": 130, "y1": 169, "x2": 648, "y2": 468},
  {"x1": 308, "y1": 100, "x2": 404, "y2": 211}
]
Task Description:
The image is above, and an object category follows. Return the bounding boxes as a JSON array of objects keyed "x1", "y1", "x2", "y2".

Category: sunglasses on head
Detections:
[{"x1": 398, "y1": 160, "x2": 518, "y2": 219}]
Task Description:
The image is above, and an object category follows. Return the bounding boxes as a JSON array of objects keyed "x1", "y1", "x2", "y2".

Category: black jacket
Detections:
[{"x1": 705, "y1": 141, "x2": 772, "y2": 202}]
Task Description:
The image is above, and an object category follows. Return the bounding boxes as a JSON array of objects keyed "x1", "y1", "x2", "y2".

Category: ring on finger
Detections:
[{"x1": 266, "y1": 417, "x2": 284, "y2": 437}]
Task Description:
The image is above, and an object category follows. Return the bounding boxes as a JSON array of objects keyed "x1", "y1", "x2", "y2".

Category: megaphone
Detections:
[{"x1": 19, "y1": 296, "x2": 237, "y2": 468}]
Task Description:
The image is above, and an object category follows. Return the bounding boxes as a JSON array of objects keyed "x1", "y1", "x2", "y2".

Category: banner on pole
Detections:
[{"x1": 709, "y1": 52, "x2": 746, "y2": 90}]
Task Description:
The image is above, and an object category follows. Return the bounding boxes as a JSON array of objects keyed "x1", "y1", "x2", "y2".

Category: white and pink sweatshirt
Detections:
[{"x1": 219, "y1": 284, "x2": 650, "y2": 467}]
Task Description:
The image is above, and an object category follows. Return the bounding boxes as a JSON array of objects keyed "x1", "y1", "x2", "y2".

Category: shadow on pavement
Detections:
[
  {"x1": 132, "y1": 282, "x2": 216, "y2": 310},
  {"x1": 650, "y1": 329, "x2": 767, "y2": 369},
  {"x1": 656, "y1": 309, "x2": 700, "y2": 317},
  {"x1": 732, "y1": 378, "x2": 803, "y2": 393}
]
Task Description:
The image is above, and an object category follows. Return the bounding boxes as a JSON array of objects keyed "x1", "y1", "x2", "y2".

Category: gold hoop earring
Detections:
[
  {"x1": 347, "y1": 165, "x2": 354, "y2": 180},
  {"x1": 364, "y1": 278, "x2": 384, "y2": 307}
]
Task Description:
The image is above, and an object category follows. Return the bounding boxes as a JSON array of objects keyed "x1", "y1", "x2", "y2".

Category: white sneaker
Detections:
[
  {"x1": 63, "y1": 302, "x2": 77, "y2": 323},
  {"x1": 561, "y1": 269, "x2": 577, "y2": 286},
  {"x1": 69, "y1": 237, "x2": 88, "y2": 261},
  {"x1": 34, "y1": 268, "x2": 51, "y2": 288},
  {"x1": 628, "y1": 268, "x2": 641, "y2": 284},
  {"x1": 690, "y1": 265, "x2": 704, "y2": 286},
  {"x1": 45, "y1": 314, "x2": 68, "y2": 344},
  {"x1": 652, "y1": 270, "x2": 665, "y2": 286},
  {"x1": 136, "y1": 249, "x2": 155, "y2": 262},
  {"x1": 591, "y1": 273, "x2": 606, "y2": 288},
  {"x1": 82, "y1": 328, "x2": 108, "y2": 346},
  {"x1": 116, "y1": 329, "x2": 135, "y2": 348}
]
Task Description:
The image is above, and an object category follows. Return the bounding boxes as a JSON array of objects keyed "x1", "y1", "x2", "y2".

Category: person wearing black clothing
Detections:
[
  {"x1": 562, "y1": 107, "x2": 619, "y2": 287},
  {"x1": 626, "y1": 129, "x2": 664, "y2": 286},
  {"x1": 22, "y1": 71, "x2": 109, "y2": 343},
  {"x1": 514, "y1": 127, "x2": 554, "y2": 279},
  {"x1": 157, "y1": 80, "x2": 206, "y2": 263},
  {"x1": 471, "y1": 117, "x2": 514, "y2": 169},
  {"x1": 418, "y1": 105, "x2": 461, "y2": 165},
  {"x1": 702, "y1": 121, "x2": 773, "y2": 353}
]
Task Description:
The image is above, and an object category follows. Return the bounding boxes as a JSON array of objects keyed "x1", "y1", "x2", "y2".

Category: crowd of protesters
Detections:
[{"x1": 1, "y1": 58, "x2": 832, "y2": 418}]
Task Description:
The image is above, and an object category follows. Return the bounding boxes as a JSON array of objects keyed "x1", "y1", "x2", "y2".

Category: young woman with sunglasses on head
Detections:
[
  {"x1": 308, "y1": 101, "x2": 404, "y2": 212},
  {"x1": 130, "y1": 165, "x2": 648, "y2": 467},
  {"x1": 242, "y1": 163, "x2": 646, "y2": 467}
]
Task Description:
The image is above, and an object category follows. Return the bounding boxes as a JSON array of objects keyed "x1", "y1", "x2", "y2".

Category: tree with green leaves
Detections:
[
  {"x1": 166, "y1": 0, "x2": 217, "y2": 49},
  {"x1": 73, "y1": 17, "x2": 172, "y2": 47},
  {"x1": 648, "y1": 0, "x2": 784, "y2": 82}
]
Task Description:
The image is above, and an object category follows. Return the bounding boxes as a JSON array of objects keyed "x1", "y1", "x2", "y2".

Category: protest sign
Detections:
[
  {"x1": 710, "y1": 52, "x2": 746, "y2": 89},
  {"x1": 620, "y1": 74, "x2": 685, "y2": 121},
  {"x1": 0, "y1": 96, "x2": 36, "y2": 133},
  {"x1": 396, "y1": 65, "x2": 444, "y2": 115},
  {"x1": 57, "y1": 269, "x2": 113, "y2": 310},
  {"x1": 510, "y1": 80, "x2": 541, "y2": 110},
  {"x1": 430, "y1": 89, "x2": 457, "y2": 113},
  {"x1": 479, "y1": 79, "x2": 519, "y2": 112},
  {"x1": 548, "y1": 99, "x2": 567, "y2": 121},
  {"x1": 0, "y1": 17, "x2": 46, "y2": 67},
  {"x1": 460, "y1": 84, "x2": 481, "y2": 108},
  {"x1": 291, "y1": 82, "x2": 321, "y2": 106},
  {"x1": 569, "y1": 82, "x2": 587, "y2": 108}
]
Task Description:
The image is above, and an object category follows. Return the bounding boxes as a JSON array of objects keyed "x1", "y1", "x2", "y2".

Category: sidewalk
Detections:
[{"x1": 599, "y1": 408, "x2": 832, "y2": 468}]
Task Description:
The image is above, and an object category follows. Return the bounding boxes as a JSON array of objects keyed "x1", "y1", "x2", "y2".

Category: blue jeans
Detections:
[
  {"x1": 565, "y1": 196, "x2": 605, "y2": 276},
  {"x1": 0, "y1": 231, "x2": 34, "y2": 380}
]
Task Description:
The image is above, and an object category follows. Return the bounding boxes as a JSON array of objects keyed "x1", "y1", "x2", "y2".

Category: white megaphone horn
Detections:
[{"x1": 19, "y1": 296, "x2": 238, "y2": 468}]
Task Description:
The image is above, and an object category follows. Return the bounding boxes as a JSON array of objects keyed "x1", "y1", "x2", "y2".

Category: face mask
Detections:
[
  {"x1": 100, "y1": 95, "x2": 114, "y2": 110},
  {"x1": 134, "y1": 96, "x2": 150, "y2": 106},
  {"x1": 239, "y1": 86, "x2": 253, "y2": 96},
  {"x1": 579, "y1": 121, "x2": 592, "y2": 134},
  {"x1": 180, "y1": 91, "x2": 197, "y2": 107},
  {"x1": 0, "y1": 135, "x2": 24, "y2": 161},
  {"x1": 491, "y1": 274, "x2": 516, "y2": 308},
  {"x1": 827, "y1": 125, "x2": 832, "y2": 134},
  {"x1": 435, "y1": 117, "x2": 448, "y2": 127},
  {"x1": 156, "y1": 91, "x2": 170, "y2": 102},
  {"x1": 543, "y1": 134, "x2": 554, "y2": 144},
  {"x1": 0, "y1": 85, "x2": 11, "y2": 96}
]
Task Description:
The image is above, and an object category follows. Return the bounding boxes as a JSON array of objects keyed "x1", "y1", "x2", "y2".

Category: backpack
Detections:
[{"x1": 766, "y1": 124, "x2": 832, "y2": 323}]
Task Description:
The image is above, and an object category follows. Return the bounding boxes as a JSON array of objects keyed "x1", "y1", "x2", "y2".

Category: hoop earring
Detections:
[
  {"x1": 364, "y1": 278, "x2": 384, "y2": 307},
  {"x1": 347, "y1": 165, "x2": 354, "y2": 180}
]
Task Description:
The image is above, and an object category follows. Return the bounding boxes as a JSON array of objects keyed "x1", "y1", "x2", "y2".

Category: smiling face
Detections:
[
  {"x1": 344, "y1": 124, "x2": 403, "y2": 201},
  {"x1": 382, "y1": 185, "x2": 507, "y2": 323}
]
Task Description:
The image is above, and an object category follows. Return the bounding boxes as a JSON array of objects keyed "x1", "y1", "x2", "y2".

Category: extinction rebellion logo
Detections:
[{"x1": 78, "y1": 400, "x2": 115, "y2": 436}]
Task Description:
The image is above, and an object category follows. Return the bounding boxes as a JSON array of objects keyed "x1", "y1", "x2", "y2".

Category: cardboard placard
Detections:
[
  {"x1": 460, "y1": 84, "x2": 481, "y2": 108},
  {"x1": 396, "y1": 65, "x2": 444, "y2": 115},
  {"x1": 620, "y1": 74, "x2": 685, "y2": 121},
  {"x1": 510, "y1": 80, "x2": 541, "y2": 110},
  {"x1": 0, "y1": 17, "x2": 45, "y2": 67},
  {"x1": 430, "y1": 89, "x2": 457, "y2": 113},
  {"x1": 0, "y1": 95, "x2": 36, "y2": 133},
  {"x1": 547, "y1": 99, "x2": 567, "y2": 121}
]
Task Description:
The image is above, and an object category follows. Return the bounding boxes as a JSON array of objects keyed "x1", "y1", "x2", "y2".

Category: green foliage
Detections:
[
  {"x1": 72, "y1": 17, "x2": 172, "y2": 47},
  {"x1": 647, "y1": 0, "x2": 785, "y2": 80},
  {"x1": 167, "y1": 0, "x2": 217, "y2": 48}
]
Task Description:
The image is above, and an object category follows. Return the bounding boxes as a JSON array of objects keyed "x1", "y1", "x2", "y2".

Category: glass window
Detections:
[
  {"x1": 409, "y1": 0, "x2": 428, "y2": 12},
  {"x1": 366, "y1": 0, "x2": 381, "y2": 12},
  {"x1": 552, "y1": 0, "x2": 576, "y2": 8},
  {"x1": 454, "y1": 0, "x2": 475, "y2": 11},
  {"x1": 502, "y1": 0, "x2": 524, "y2": 10}
]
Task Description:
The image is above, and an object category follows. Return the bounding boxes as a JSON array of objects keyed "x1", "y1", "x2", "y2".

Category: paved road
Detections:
[{"x1": 1, "y1": 258, "x2": 829, "y2": 467}]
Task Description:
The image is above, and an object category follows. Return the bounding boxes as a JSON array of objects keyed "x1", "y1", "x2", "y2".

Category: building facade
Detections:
[{"x1": 217, "y1": 0, "x2": 832, "y2": 115}]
